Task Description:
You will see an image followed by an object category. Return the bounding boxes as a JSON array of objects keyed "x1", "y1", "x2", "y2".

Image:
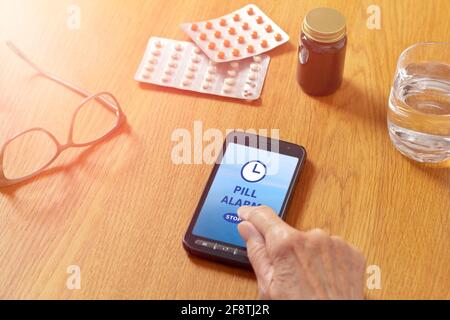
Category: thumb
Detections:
[{"x1": 238, "y1": 221, "x2": 273, "y2": 296}]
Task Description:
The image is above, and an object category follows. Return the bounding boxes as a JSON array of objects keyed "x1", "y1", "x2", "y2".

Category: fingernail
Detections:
[
  {"x1": 237, "y1": 221, "x2": 255, "y2": 242},
  {"x1": 237, "y1": 206, "x2": 253, "y2": 220}
]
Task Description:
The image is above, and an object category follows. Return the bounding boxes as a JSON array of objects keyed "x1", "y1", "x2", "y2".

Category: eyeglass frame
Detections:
[{"x1": 0, "y1": 42, "x2": 126, "y2": 187}]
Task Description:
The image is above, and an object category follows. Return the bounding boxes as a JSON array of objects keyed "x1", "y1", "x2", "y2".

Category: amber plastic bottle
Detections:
[{"x1": 296, "y1": 8, "x2": 347, "y2": 96}]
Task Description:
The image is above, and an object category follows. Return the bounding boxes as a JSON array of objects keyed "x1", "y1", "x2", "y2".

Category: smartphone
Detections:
[{"x1": 183, "y1": 131, "x2": 306, "y2": 268}]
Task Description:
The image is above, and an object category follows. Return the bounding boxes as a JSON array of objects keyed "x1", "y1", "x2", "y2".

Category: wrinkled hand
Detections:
[{"x1": 237, "y1": 206, "x2": 366, "y2": 300}]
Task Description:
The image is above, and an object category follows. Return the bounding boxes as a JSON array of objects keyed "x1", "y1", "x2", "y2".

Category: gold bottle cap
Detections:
[{"x1": 302, "y1": 7, "x2": 346, "y2": 43}]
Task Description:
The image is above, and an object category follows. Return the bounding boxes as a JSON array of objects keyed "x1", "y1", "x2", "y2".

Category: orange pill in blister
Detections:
[
  {"x1": 242, "y1": 22, "x2": 249, "y2": 30},
  {"x1": 205, "y1": 21, "x2": 213, "y2": 29},
  {"x1": 228, "y1": 27, "x2": 236, "y2": 35},
  {"x1": 247, "y1": 7, "x2": 254, "y2": 15},
  {"x1": 217, "y1": 51, "x2": 225, "y2": 59},
  {"x1": 232, "y1": 48, "x2": 240, "y2": 57},
  {"x1": 219, "y1": 18, "x2": 227, "y2": 26},
  {"x1": 233, "y1": 14, "x2": 240, "y2": 21},
  {"x1": 256, "y1": 16, "x2": 264, "y2": 24},
  {"x1": 265, "y1": 24, "x2": 273, "y2": 32},
  {"x1": 251, "y1": 31, "x2": 258, "y2": 39},
  {"x1": 199, "y1": 33, "x2": 207, "y2": 41},
  {"x1": 275, "y1": 33, "x2": 283, "y2": 41},
  {"x1": 247, "y1": 45, "x2": 254, "y2": 53},
  {"x1": 223, "y1": 39, "x2": 231, "y2": 47},
  {"x1": 191, "y1": 23, "x2": 199, "y2": 31},
  {"x1": 237, "y1": 36, "x2": 245, "y2": 44},
  {"x1": 208, "y1": 42, "x2": 216, "y2": 50},
  {"x1": 214, "y1": 31, "x2": 221, "y2": 38},
  {"x1": 260, "y1": 39, "x2": 268, "y2": 48}
]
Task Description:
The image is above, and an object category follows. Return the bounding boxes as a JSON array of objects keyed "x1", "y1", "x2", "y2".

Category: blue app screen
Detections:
[{"x1": 193, "y1": 143, "x2": 299, "y2": 248}]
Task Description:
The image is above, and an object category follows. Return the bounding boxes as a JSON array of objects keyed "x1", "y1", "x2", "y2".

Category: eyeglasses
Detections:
[{"x1": 0, "y1": 42, "x2": 126, "y2": 187}]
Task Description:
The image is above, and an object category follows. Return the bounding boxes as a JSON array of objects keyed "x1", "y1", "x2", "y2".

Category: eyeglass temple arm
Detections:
[{"x1": 5, "y1": 41, "x2": 118, "y2": 112}]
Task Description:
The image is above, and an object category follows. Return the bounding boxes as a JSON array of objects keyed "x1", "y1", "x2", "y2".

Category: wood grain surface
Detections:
[{"x1": 0, "y1": 0, "x2": 448, "y2": 299}]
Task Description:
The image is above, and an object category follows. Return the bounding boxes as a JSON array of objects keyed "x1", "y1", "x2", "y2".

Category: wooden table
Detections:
[{"x1": 0, "y1": 0, "x2": 448, "y2": 299}]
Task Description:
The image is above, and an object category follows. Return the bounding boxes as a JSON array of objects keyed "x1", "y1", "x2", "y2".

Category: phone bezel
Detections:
[{"x1": 183, "y1": 131, "x2": 307, "y2": 268}]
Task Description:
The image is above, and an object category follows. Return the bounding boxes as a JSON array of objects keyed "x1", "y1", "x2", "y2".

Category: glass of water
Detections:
[{"x1": 388, "y1": 42, "x2": 450, "y2": 163}]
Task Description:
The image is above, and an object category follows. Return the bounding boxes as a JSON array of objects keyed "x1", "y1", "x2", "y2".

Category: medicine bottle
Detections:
[{"x1": 296, "y1": 7, "x2": 347, "y2": 96}]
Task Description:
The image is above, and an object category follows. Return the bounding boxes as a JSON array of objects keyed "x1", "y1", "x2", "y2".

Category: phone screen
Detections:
[{"x1": 192, "y1": 142, "x2": 299, "y2": 248}]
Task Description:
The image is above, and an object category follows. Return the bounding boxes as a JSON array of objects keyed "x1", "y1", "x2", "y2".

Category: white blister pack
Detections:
[
  {"x1": 180, "y1": 4, "x2": 289, "y2": 62},
  {"x1": 134, "y1": 37, "x2": 270, "y2": 100}
]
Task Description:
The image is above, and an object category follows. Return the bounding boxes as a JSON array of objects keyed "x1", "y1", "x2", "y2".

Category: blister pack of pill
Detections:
[
  {"x1": 180, "y1": 4, "x2": 289, "y2": 62},
  {"x1": 134, "y1": 37, "x2": 270, "y2": 100}
]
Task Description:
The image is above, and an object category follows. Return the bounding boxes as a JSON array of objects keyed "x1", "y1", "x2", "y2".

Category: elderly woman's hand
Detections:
[{"x1": 238, "y1": 206, "x2": 366, "y2": 300}]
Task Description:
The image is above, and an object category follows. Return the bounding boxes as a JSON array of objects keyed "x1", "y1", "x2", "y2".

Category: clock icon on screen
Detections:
[{"x1": 241, "y1": 160, "x2": 267, "y2": 183}]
